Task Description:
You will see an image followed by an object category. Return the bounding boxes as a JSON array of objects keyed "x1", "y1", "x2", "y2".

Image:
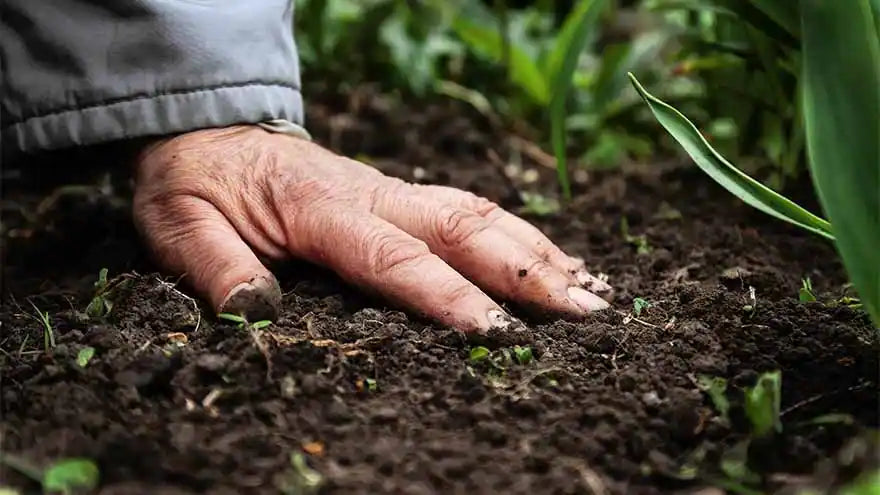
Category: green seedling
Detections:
[
  {"x1": 518, "y1": 192, "x2": 560, "y2": 217},
  {"x1": 744, "y1": 370, "x2": 783, "y2": 437},
  {"x1": 513, "y1": 345, "x2": 533, "y2": 365},
  {"x1": 364, "y1": 378, "x2": 377, "y2": 392},
  {"x1": 799, "y1": 277, "x2": 817, "y2": 303},
  {"x1": 469, "y1": 346, "x2": 491, "y2": 362},
  {"x1": 0, "y1": 487, "x2": 21, "y2": 495},
  {"x1": 27, "y1": 301, "x2": 55, "y2": 351},
  {"x1": 0, "y1": 453, "x2": 99, "y2": 495},
  {"x1": 275, "y1": 452, "x2": 323, "y2": 495},
  {"x1": 632, "y1": 297, "x2": 651, "y2": 317},
  {"x1": 76, "y1": 347, "x2": 95, "y2": 368},
  {"x1": 217, "y1": 313, "x2": 272, "y2": 330},
  {"x1": 620, "y1": 217, "x2": 652, "y2": 254},
  {"x1": 85, "y1": 268, "x2": 113, "y2": 318},
  {"x1": 696, "y1": 375, "x2": 730, "y2": 422}
]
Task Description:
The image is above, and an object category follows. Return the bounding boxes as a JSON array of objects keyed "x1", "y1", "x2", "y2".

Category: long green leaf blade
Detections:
[
  {"x1": 747, "y1": 0, "x2": 800, "y2": 38},
  {"x1": 800, "y1": 0, "x2": 880, "y2": 327},
  {"x1": 627, "y1": 73, "x2": 834, "y2": 240},
  {"x1": 451, "y1": 17, "x2": 549, "y2": 104},
  {"x1": 547, "y1": 0, "x2": 608, "y2": 200}
]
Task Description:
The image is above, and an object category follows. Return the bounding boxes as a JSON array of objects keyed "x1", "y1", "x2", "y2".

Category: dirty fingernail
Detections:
[
  {"x1": 486, "y1": 309, "x2": 515, "y2": 330},
  {"x1": 567, "y1": 286, "x2": 610, "y2": 312},
  {"x1": 219, "y1": 275, "x2": 282, "y2": 322},
  {"x1": 575, "y1": 270, "x2": 613, "y2": 296}
]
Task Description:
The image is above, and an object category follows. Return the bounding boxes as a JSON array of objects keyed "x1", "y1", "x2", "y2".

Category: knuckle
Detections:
[
  {"x1": 366, "y1": 230, "x2": 433, "y2": 277},
  {"x1": 516, "y1": 259, "x2": 559, "y2": 287},
  {"x1": 437, "y1": 279, "x2": 480, "y2": 308},
  {"x1": 436, "y1": 206, "x2": 490, "y2": 248},
  {"x1": 466, "y1": 194, "x2": 502, "y2": 219}
]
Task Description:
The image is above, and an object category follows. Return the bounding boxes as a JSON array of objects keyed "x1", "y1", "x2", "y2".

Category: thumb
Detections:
[{"x1": 134, "y1": 195, "x2": 281, "y2": 321}]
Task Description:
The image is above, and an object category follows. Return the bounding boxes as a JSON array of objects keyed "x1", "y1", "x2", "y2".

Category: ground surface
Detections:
[{"x1": 2, "y1": 95, "x2": 878, "y2": 494}]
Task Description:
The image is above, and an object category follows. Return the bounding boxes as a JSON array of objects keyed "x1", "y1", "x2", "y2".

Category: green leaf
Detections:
[
  {"x1": 800, "y1": 0, "x2": 880, "y2": 329},
  {"x1": 217, "y1": 313, "x2": 247, "y2": 324},
  {"x1": 746, "y1": 0, "x2": 800, "y2": 39},
  {"x1": 0, "y1": 487, "x2": 21, "y2": 495},
  {"x1": 548, "y1": 0, "x2": 609, "y2": 200},
  {"x1": 798, "y1": 278, "x2": 816, "y2": 303},
  {"x1": 451, "y1": 16, "x2": 549, "y2": 104},
  {"x1": 696, "y1": 375, "x2": 730, "y2": 421},
  {"x1": 627, "y1": 73, "x2": 834, "y2": 241},
  {"x1": 743, "y1": 370, "x2": 782, "y2": 437},
  {"x1": 42, "y1": 458, "x2": 99, "y2": 493},
  {"x1": 469, "y1": 346, "x2": 490, "y2": 362},
  {"x1": 632, "y1": 297, "x2": 651, "y2": 317},
  {"x1": 251, "y1": 320, "x2": 272, "y2": 330},
  {"x1": 798, "y1": 413, "x2": 854, "y2": 427},
  {"x1": 513, "y1": 345, "x2": 533, "y2": 365},
  {"x1": 76, "y1": 347, "x2": 95, "y2": 368},
  {"x1": 364, "y1": 378, "x2": 377, "y2": 392}
]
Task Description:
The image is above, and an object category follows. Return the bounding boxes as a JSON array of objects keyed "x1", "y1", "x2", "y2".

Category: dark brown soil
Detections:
[{"x1": 2, "y1": 95, "x2": 878, "y2": 495}]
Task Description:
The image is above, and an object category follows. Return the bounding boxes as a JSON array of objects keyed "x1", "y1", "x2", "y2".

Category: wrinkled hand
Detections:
[{"x1": 132, "y1": 125, "x2": 611, "y2": 333}]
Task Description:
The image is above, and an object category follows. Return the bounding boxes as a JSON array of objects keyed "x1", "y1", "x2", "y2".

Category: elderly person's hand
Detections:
[{"x1": 133, "y1": 125, "x2": 611, "y2": 332}]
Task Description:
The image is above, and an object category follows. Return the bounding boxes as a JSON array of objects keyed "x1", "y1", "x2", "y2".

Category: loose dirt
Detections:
[{"x1": 2, "y1": 96, "x2": 877, "y2": 494}]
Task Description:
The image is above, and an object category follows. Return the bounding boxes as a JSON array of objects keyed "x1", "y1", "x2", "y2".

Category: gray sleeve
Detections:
[{"x1": 1, "y1": 0, "x2": 305, "y2": 155}]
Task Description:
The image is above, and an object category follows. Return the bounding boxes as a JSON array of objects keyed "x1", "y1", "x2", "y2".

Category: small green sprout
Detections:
[
  {"x1": 469, "y1": 346, "x2": 490, "y2": 362},
  {"x1": 0, "y1": 454, "x2": 99, "y2": 495},
  {"x1": 621, "y1": 217, "x2": 652, "y2": 254},
  {"x1": 696, "y1": 375, "x2": 730, "y2": 422},
  {"x1": 43, "y1": 459, "x2": 100, "y2": 494},
  {"x1": 513, "y1": 345, "x2": 533, "y2": 365},
  {"x1": 744, "y1": 370, "x2": 782, "y2": 437},
  {"x1": 217, "y1": 313, "x2": 247, "y2": 324},
  {"x1": 799, "y1": 277, "x2": 817, "y2": 302},
  {"x1": 76, "y1": 347, "x2": 95, "y2": 368},
  {"x1": 85, "y1": 268, "x2": 113, "y2": 318},
  {"x1": 364, "y1": 378, "x2": 377, "y2": 392},
  {"x1": 27, "y1": 301, "x2": 54, "y2": 351},
  {"x1": 632, "y1": 297, "x2": 651, "y2": 317},
  {"x1": 276, "y1": 452, "x2": 323, "y2": 495},
  {"x1": 518, "y1": 192, "x2": 561, "y2": 216},
  {"x1": 218, "y1": 313, "x2": 272, "y2": 331}
]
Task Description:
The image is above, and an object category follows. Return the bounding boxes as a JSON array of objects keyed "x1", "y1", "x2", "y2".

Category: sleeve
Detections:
[{"x1": 1, "y1": 0, "x2": 306, "y2": 155}]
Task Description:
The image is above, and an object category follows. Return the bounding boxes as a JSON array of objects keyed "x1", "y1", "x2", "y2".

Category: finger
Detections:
[
  {"x1": 415, "y1": 184, "x2": 614, "y2": 299},
  {"x1": 283, "y1": 204, "x2": 511, "y2": 333},
  {"x1": 134, "y1": 195, "x2": 282, "y2": 321},
  {"x1": 369, "y1": 185, "x2": 609, "y2": 316}
]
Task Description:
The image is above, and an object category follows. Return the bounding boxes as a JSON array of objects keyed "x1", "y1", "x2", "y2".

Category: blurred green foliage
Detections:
[{"x1": 292, "y1": 0, "x2": 827, "y2": 191}]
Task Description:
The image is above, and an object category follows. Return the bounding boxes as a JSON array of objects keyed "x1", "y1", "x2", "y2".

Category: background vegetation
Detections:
[{"x1": 293, "y1": 0, "x2": 810, "y2": 185}]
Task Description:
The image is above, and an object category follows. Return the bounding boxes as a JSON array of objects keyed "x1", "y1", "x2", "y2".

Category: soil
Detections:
[{"x1": 1, "y1": 94, "x2": 878, "y2": 495}]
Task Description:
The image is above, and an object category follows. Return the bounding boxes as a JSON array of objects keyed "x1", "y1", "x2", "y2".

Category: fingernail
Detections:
[
  {"x1": 487, "y1": 309, "x2": 514, "y2": 330},
  {"x1": 574, "y1": 270, "x2": 614, "y2": 299},
  {"x1": 567, "y1": 286, "x2": 610, "y2": 312},
  {"x1": 219, "y1": 275, "x2": 282, "y2": 322}
]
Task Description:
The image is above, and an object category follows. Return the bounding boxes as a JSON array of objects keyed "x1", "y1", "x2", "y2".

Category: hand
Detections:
[{"x1": 132, "y1": 125, "x2": 611, "y2": 333}]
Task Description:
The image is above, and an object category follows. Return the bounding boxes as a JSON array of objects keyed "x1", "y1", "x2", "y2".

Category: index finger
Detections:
[{"x1": 285, "y1": 204, "x2": 514, "y2": 333}]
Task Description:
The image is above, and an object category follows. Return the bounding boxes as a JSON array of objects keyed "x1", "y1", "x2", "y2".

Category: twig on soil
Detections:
[
  {"x1": 154, "y1": 276, "x2": 201, "y2": 334},
  {"x1": 616, "y1": 309, "x2": 661, "y2": 330}
]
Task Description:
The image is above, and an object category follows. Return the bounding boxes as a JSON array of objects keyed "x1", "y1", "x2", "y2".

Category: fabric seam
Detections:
[{"x1": 4, "y1": 81, "x2": 301, "y2": 128}]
